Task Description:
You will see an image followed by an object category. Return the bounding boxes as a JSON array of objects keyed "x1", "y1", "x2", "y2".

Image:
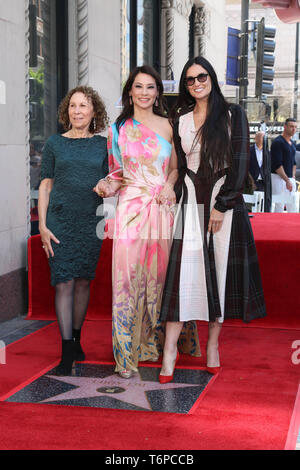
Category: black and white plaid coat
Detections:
[{"x1": 160, "y1": 103, "x2": 267, "y2": 323}]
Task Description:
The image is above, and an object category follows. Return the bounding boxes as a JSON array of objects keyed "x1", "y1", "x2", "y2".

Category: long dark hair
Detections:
[
  {"x1": 116, "y1": 65, "x2": 168, "y2": 131},
  {"x1": 172, "y1": 57, "x2": 232, "y2": 178}
]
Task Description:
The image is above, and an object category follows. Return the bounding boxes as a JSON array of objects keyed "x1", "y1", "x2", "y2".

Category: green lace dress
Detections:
[{"x1": 41, "y1": 134, "x2": 108, "y2": 286}]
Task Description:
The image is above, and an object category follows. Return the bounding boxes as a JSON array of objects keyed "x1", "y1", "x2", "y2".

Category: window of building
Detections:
[
  {"x1": 29, "y1": 0, "x2": 68, "y2": 233},
  {"x1": 121, "y1": 0, "x2": 161, "y2": 85}
]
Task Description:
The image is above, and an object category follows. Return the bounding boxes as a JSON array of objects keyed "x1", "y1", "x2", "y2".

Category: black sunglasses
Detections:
[{"x1": 185, "y1": 73, "x2": 209, "y2": 86}]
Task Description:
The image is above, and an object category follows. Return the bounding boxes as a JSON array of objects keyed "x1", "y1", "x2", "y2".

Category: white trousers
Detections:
[{"x1": 271, "y1": 174, "x2": 297, "y2": 212}]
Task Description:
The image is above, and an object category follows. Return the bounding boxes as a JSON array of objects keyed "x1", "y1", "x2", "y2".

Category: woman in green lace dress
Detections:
[{"x1": 38, "y1": 86, "x2": 109, "y2": 375}]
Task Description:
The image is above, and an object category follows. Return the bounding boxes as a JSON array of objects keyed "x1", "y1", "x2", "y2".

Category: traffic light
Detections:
[{"x1": 255, "y1": 18, "x2": 276, "y2": 98}]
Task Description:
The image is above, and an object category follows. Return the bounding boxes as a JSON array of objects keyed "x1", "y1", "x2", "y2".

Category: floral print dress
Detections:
[{"x1": 107, "y1": 119, "x2": 200, "y2": 372}]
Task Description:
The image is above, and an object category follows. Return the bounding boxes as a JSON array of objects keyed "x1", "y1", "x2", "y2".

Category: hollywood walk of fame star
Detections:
[{"x1": 41, "y1": 371, "x2": 200, "y2": 411}]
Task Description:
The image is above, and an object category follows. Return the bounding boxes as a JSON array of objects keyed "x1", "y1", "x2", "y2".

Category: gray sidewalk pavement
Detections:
[{"x1": 0, "y1": 316, "x2": 53, "y2": 346}]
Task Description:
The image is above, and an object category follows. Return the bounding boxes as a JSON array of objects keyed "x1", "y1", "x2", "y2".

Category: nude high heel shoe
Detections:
[{"x1": 118, "y1": 369, "x2": 134, "y2": 379}]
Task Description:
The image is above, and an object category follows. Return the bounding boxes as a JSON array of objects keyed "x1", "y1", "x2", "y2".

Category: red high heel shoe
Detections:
[
  {"x1": 206, "y1": 366, "x2": 221, "y2": 375},
  {"x1": 159, "y1": 351, "x2": 180, "y2": 384},
  {"x1": 206, "y1": 343, "x2": 221, "y2": 375}
]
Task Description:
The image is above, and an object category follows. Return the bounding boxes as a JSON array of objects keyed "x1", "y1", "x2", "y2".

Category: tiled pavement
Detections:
[{"x1": 0, "y1": 316, "x2": 53, "y2": 346}]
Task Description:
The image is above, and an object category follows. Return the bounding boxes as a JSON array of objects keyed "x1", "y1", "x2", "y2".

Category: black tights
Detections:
[{"x1": 55, "y1": 278, "x2": 91, "y2": 340}]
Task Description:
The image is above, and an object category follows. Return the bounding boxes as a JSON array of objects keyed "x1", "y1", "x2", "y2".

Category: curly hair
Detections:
[{"x1": 58, "y1": 86, "x2": 109, "y2": 134}]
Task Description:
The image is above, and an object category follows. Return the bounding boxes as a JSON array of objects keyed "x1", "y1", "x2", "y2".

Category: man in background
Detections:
[
  {"x1": 248, "y1": 130, "x2": 272, "y2": 211},
  {"x1": 270, "y1": 118, "x2": 297, "y2": 212},
  {"x1": 250, "y1": 131, "x2": 266, "y2": 192}
]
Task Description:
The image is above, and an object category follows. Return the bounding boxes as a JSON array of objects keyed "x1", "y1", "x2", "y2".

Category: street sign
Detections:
[{"x1": 226, "y1": 27, "x2": 241, "y2": 86}]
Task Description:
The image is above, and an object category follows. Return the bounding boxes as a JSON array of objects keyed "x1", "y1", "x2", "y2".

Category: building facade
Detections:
[
  {"x1": 0, "y1": 0, "x2": 226, "y2": 322},
  {"x1": 225, "y1": 0, "x2": 300, "y2": 125}
]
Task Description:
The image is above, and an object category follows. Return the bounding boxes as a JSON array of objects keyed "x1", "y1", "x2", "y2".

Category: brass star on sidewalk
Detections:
[{"x1": 42, "y1": 372, "x2": 200, "y2": 411}]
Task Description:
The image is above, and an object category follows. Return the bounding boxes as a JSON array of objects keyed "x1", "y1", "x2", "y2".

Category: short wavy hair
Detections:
[{"x1": 58, "y1": 86, "x2": 109, "y2": 134}]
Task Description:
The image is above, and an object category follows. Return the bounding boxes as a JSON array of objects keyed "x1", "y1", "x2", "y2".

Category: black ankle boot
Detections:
[
  {"x1": 72, "y1": 328, "x2": 85, "y2": 362},
  {"x1": 55, "y1": 339, "x2": 75, "y2": 376}
]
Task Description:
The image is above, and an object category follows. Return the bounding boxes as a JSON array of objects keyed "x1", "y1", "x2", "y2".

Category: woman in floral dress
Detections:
[{"x1": 95, "y1": 66, "x2": 200, "y2": 378}]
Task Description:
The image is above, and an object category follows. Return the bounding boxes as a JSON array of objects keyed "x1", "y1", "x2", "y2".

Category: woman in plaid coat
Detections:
[{"x1": 158, "y1": 57, "x2": 266, "y2": 383}]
